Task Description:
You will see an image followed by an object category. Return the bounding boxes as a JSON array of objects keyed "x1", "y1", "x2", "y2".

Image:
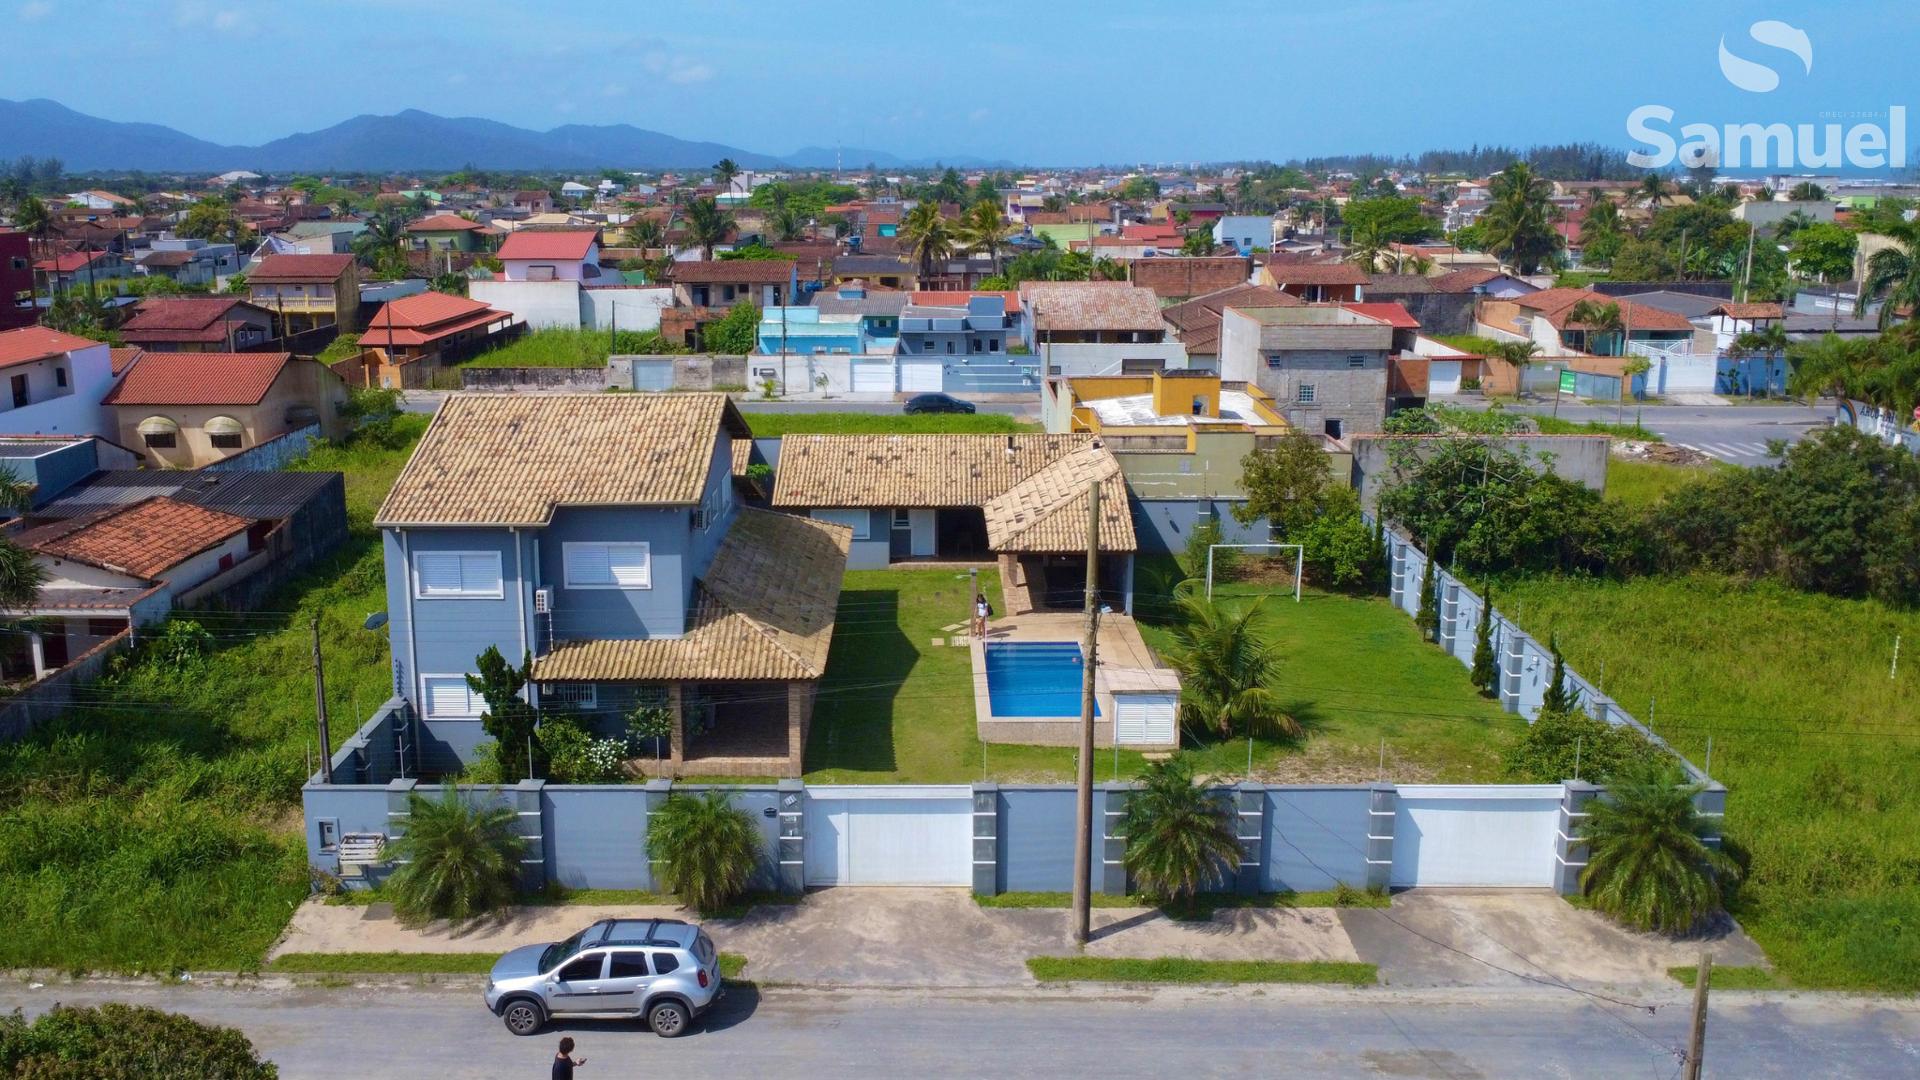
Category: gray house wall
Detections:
[
  {"x1": 1253, "y1": 350, "x2": 1390, "y2": 436},
  {"x1": 1131, "y1": 498, "x2": 1269, "y2": 556}
]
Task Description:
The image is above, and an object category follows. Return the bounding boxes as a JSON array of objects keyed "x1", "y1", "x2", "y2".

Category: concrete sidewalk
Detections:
[{"x1": 273, "y1": 888, "x2": 1357, "y2": 987}]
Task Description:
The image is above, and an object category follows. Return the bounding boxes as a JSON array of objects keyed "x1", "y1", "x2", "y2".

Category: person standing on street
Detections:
[{"x1": 552, "y1": 1037, "x2": 585, "y2": 1080}]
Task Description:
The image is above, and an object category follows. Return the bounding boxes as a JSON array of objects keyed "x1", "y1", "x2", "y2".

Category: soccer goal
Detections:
[{"x1": 1206, "y1": 543, "x2": 1305, "y2": 601}]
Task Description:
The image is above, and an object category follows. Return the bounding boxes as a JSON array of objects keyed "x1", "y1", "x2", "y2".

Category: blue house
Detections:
[{"x1": 374, "y1": 392, "x2": 851, "y2": 778}]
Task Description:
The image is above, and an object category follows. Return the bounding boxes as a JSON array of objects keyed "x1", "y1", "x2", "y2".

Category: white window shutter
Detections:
[
  {"x1": 416, "y1": 553, "x2": 462, "y2": 596},
  {"x1": 425, "y1": 677, "x2": 479, "y2": 717},
  {"x1": 607, "y1": 545, "x2": 650, "y2": 588},
  {"x1": 459, "y1": 553, "x2": 501, "y2": 595},
  {"x1": 566, "y1": 544, "x2": 611, "y2": 586}
]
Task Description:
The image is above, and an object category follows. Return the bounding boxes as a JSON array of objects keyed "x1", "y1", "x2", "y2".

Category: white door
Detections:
[
  {"x1": 852, "y1": 362, "x2": 895, "y2": 393},
  {"x1": 1389, "y1": 785, "x2": 1561, "y2": 888},
  {"x1": 900, "y1": 361, "x2": 944, "y2": 392},
  {"x1": 1428, "y1": 360, "x2": 1462, "y2": 395},
  {"x1": 804, "y1": 787, "x2": 973, "y2": 886},
  {"x1": 1114, "y1": 694, "x2": 1178, "y2": 745},
  {"x1": 908, "y1": 508, "x2": 937, "y2": 557}
]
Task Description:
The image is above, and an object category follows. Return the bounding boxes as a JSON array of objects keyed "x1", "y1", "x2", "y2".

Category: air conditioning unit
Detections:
[{"x1": 533, "y1": 587, "x2": 552, "y2": 615}]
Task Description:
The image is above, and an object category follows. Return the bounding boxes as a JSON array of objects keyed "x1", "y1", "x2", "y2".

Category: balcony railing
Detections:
[{"x1": 251, "y1": 293, "x2": 338, "y2": 313}]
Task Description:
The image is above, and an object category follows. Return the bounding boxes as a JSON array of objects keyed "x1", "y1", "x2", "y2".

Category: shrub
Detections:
[
  {"x1": 1120, "y1": 756, "x2": 1241, "y2": 902},
  {"x1": 1296, "y1": 488, "x2": 1376, "y2": 590},
  {"x1": 1183, "y1": 514, "x2": 1227, "y2": 578},
  {"x1": 1416, "y1": 551, "x2": 1438, "y2": 642},
  {"x1": 0, "y1": 1003, "x2": 277, "y2": 1079},
  {"x1": 537, "y1": 717, "x2": 628, "y2": 784},
  {"x1": 384, "y1": 786, "x2": 527, "y2": 925},
  {"x1": 1581, "y1": 759, "x2": 1741, "y2": 933},
  {"x1": 704, "y1": 301, "x2": 760, "y2": 355},
  {"x1": 645, "y1": 790, "x2": 762, "y2": 913},
  {"x1": 1503, "y1": 706, "x2": 1659, "y2": 783},
  {"x1": 1166, "y1": 586, "x2": 1294, "y2": 739}
]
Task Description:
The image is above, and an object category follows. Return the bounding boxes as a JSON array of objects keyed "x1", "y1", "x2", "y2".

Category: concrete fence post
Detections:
[
  {"x1": 1387, "y1": 539, "x2": 1404, "y2": 608},
  {"x1": 971, "y1": 783, "x2": 999, "y2": 896},
  {"x1": 1101, "y1": 785, "x2": 1130, "y2": 895},
  {"x1": 1692, "y1": 783, "x2": 1728, "y2": 849},
  {"x1": 775, "y1": 778, "x2": 805, "y2": 895},
  {"x1": 1365, "y1": 783, "x2": 1396, "y2": 892},
  {"x1": 514, "y1": 779, "x2": 547, "y2": 892},
  {"x1": 1441, "y1": 578, "x2": 1461, "y2": 653},
  {"x1": 1554, "y1": 781, "x2": 1599, "y2": 895},
  {"x1": 640, "y1": 779, "x2": 673, "y2": 892},
  {"x1": 1499, "y1": 619, "x2": 1525, "y2": 714},
  {"x1": 1234, "y1": 782, "x2": 1266, "y2": 895}
]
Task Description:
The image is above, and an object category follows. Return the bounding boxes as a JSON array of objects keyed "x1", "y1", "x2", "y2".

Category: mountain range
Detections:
[{"x1": 0, "y1": 99, "x2": 1012, "y2": 174}]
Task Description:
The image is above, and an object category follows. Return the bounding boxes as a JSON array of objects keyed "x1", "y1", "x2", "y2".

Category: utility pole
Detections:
[
  {"x1": 1684, "y1": 952, "x2": 1712, "y2": 1080},
  {"x1": 1070, "y1": 479, "x2": 1103, "y2": 945},
  {"x1": 311, "y1": 614, "x2": 333, "y2": 784}
]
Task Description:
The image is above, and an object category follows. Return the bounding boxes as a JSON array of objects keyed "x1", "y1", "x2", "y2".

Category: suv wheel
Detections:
[
  {"x1": 647, "y1": 999, "x2": 691, "y2": 1038},
  {"x1": 500, "y1": 999, "x2": 545, "y2": 1036}
]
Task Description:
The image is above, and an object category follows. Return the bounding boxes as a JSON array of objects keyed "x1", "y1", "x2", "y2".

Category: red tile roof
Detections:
[
  {"x1": 1517, "y1": 288, "x2": 1697, "y2": 333},
  {"x1": 907, "y1": 290, "x2": 1022, "y2": 313},
  {"x1": 33, "y1": 251, "x2": 110, "y2": 273},
  {"x1": 1344, "y1": 302, "x2": 1421, "y2": 329},
  {"x1": 23, "y1": 497, "x2": 253, "y2": 581},
  {"x1": 1431, "y1": 268, "x2": 1503, "y2": 293},
  {"x1": 497, "y1": 230, "x2": 598, "y2": 261},
  {"x1": 668, "y1": 258, "x2": 798, "y2": 284},
  {"x1": 103, "y1": 352, "x2": 291, "y2": 406},
  {"x1": 121, "y1": 296, "x2": 253, "y2": 332},
  {"x1": 1128, "y1": 256, "x2": 1253, "y2": 299},
  {"x1": 1712, "y1": 302, "x2": 1783, "y2": 320},
  {"x1": 406, "y1": 213, "x2": 483, "y2": 233},
  {"x1": 108, "y1": 347, "x2": 143, "y2": 376},
  {"x1": 1265, "y1": 262, "x2": 1370, "y2": 286},
  {"x1": 250, "y1": 253, "x2": 354, "y2": 283},
  {"x1": 363, "y1": 292, "x2": 513, "y2": 347},
  {"x1": 0, "y1": 327, "x2": 103, "y2": 369}
]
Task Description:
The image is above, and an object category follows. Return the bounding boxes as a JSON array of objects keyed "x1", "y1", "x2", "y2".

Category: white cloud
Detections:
[
  {"x1": 19, "y1": 1, "x2": 52, "y2": 20},
  {"x1": 555, "y1": 101, "x2": 577, "y2": 115},
  {"x1": 968, "y1": 108, "x2": 991, "y2": 124},
  {"x1": 173, "y1": 1, "x2": 250, "y2": 34},
  {"x1": 601, "y1": 82, "x2": 628, "y2": 98},
  {"x1": 642, "y1": 50, "x2": 714, "y2": 86}
]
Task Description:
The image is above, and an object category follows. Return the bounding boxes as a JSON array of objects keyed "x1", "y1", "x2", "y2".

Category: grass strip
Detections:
[
  {"x1": 1026, "y1": 956, "x2": 1377, "y2": 986},
  {"x1": 1667, "y1": 965, "x2": 1788, "y2": 990},
  {"x1": 268, "y1": 952, "x2": 750, "y2": 978}
]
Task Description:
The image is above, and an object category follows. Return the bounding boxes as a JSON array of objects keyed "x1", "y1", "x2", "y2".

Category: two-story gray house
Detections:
[
  {"x1": 1216, "y1": 304, "x2": 1393, "y2": 438},
  {"x1": 374, "y1": 392, "x2": 851, "y2": 778}
]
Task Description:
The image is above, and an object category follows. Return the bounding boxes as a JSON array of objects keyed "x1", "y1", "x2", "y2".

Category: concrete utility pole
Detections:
[
  {"x1": 1071, "y1": 480, "x2": 1103, "y2": 945},
  {"x1": 1684, "y1": 952, "x2": 1713, "y2": 1080},
  {"x1": 311, "y1": 614, "x2": 333, "y2": 784}
]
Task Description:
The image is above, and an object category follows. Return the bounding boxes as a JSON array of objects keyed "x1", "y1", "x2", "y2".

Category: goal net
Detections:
[{"x1": 1205, "y1": 543, "x2": 1304, "y2": 601}]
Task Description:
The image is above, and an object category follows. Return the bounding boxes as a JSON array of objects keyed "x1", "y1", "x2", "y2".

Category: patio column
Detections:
[
  {"x1": 667, "y1": 684, "x2": 685, "y2": 768},
  {"x1": 27, "y1": 632, "x2": 46, "y2": 679}
]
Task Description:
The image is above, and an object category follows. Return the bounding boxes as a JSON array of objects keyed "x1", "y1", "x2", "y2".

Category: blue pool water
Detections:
[{"x1": 984, "y1": 642, "x2": 1099, "y2": 718}]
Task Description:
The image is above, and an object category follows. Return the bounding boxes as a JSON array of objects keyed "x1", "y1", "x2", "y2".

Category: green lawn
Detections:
[
  {"x1": 1026, "y1": 956, "x2": 1378, "y2": 985},
  {"x1": 977, "y1": 888, "x2": 1389, "y2": 913},
  {"x1": 1494, "y1": 574, "x2": 1920, "y2": 991},
  {"x1": 803, "y1": 563, "x2": 1519, "y2": 785},
  {"x1": 462, "y1": 327, "x2": 677, "y2": 368},
  {"x1": 1604, "y1": 457, "x2": 1724, "y2": 510},
  {"x1": 0, "y1": 417, "x2": 429, "y2": 973},
  {"x1": 743, "y1": 412, "x2": 1040, "y2": 437},
  {"x1": 1667, "y1": 965, "x2": 1788, "y2": 991},
  {"x1": 1531, "y1": 414, "x2": 1660, "y2": 440}
]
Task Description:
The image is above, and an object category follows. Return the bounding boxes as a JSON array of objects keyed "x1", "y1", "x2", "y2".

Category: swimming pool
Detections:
[{"x1": 983, "y1": 641, "x2": 1099, "y2": 718}]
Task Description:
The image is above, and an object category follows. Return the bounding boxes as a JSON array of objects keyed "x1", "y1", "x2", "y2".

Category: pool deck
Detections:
[{"x1": 965, "y1": 613, "x2": 1179, "y2": 748}]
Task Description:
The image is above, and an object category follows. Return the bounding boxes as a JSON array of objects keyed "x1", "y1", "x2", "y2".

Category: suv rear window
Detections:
[
  {"x1": 651, "y1": 952, "x2": 679, "y2": 975},
  {"x1": 693, "y1": 932, "x2": 715, "y2": 965}
]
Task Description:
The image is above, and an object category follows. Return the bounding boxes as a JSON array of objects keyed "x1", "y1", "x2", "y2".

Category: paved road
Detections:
[
  {"x1": 5, "y1": 982, "x2": 1916, "y2": 1079},
  {"x1": 1480, "y1": 401, "x2": 1835, "y2": 467}
]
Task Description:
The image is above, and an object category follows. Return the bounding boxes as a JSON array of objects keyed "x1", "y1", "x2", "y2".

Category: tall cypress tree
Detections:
[
  {"x1": 1470, "y1": 590, "x2": 1496, "y2": 692},
  {"x1": 1541, "y1": 634, "x2": 1579, "y2": 714},
  {"x1": 1416, "y1": 552, "x2": 1438, "y2": 643}
]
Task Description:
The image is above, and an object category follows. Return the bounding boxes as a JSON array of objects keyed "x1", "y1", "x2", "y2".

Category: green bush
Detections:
[
  {"x1": 538, "y1": 716, "x2": 630, "y2": 784},
  {"x1": 384, "y1": 786, "x2": 528, "y2": 925},
  {"x1": 645, "y1": 790, "x2": 762, "y2": 913},
  {"x1": 1183, "y1": 515, "x2": 1226, "y2": 578},
  {"x1": 1297, "y1": 488, "x2": 1376, "y2": 590},
  {"x1": 0, "y1": 1003, "x2": 277, "y2": 1079},
  {"x1": 1503, "y1": 706, "x2": 1659, "y2": 783}
]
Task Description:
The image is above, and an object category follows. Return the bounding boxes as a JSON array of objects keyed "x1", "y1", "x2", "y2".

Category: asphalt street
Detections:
[
  {"x1": 4, "y1": 981, "x2": 1916, "y2": 1079},
  {"x1": 1486, "y1": 400, "x2": 1836, "y2": 467}
]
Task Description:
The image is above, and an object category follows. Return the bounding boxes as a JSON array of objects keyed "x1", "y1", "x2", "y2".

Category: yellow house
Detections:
[{"x1": 104, "y1": 351, "x2": 349, "y2": 468}]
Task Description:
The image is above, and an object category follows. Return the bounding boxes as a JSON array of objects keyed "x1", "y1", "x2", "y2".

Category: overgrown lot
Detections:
[
  {"x1": 462, "y1": 327, "x2": 678, "y2": 368},
  {"x1": 1496, "y1": 573, "x2": 1920, "y2": 991},
  {"x1": 0, "y1": 415, "x2": 427, "y2": 973}
]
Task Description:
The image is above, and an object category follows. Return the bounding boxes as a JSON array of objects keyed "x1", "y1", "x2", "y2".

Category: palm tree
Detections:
[
  {"x1": 899, "y1": 201, "x2": 953, "y2": 282},
  {"x1": 1165, "y1": 587, "x2": 1294, "y2": 739},
  {"x1": 1490, "y1": 338, "x2": 1543, "y2": 391},
  {"x1": 770, "y1": 205, "x2": 804, "y2": 242},
  {"x1": 645, "y1": 789, "x2": 761, "y2": 913},
  {"x1": 1565, "y1": 299, "x2": 1625, "y2": 356},
  {"x1": 1636, "y1": 173, "x2": 1670, "y2": 210},
  {"x1": 1578, "y1": 199, "x2": 1622, "y2": 264},
  {"x1": 1480, "y1": 162, "x2": 1562, "y2": 274},
  {"x1": 625, "y1": 217, "x2": 664, "y2": 251},
  {"x1": 1579, "y1": 759, "x2": 1741, "y2": 934},
  {"x1": 682, "y1": 196, "x2": 734, "y2": 260},
  {"x1": 1120, "y1": 756, "x2": 1241, "y2": 902},
  {"x1": 0, "y1": 466, "x2": 46, "y2": 614},
  {"x1": 1787, "y1": 332, "x2": 1875, "y2": 405},
  {"x1": 713, "y1": 158, "x2": 741, "y2": 198},
  {"x1": 958, "y1": 201, "x2": 1008, "y2": 274},
  {"x1": 384, "y1": 786, "x2": 528, "y2": 925},
  {"x1": 1857, "y1": 225, "x2": 1920, "y2": 327}
]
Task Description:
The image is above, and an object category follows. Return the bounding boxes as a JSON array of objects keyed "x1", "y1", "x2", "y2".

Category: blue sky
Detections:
[{"x1": 4, "y1": 0, "x2": 1912, "y2": 165}]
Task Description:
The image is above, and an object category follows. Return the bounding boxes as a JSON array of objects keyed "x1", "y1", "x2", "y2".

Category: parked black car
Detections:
[{"x1": 903, "y1": 393, "x2": 977, "y2": 415}]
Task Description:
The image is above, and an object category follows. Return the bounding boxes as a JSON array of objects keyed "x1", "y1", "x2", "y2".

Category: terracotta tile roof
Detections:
[
  {"x1": 1431, "y1": 268, "x2": 1502, "y2": 293},
  {"x1": 108, "y1": 347, "x2": 143, "y2": 376},
  {"x1": 0, "y1": 327, "x2": 103, "y2": 370},
  {"x1": 1264, "y1": 261, "x2": 1370, "y2": 286},
  {"x1": 406, "y1": 213, "x2": 483, "y2": 233},
  {"x1": 250, "y1": 253, "x2": 354, "y2": 283},
  {"x1": 1712, "y1": 302, "x2": 1783, "y2": 320},
  {"x1": 1162, "y1": 284, "x2": 1299, "y2": 355},
  {"x1": 103, "y1": 352, "x2": 291, "y2": 406},
  {"x1": 1343, "y1": 302, "x2": 1421, "y2": 329},
  {"x1": 362, "y1": 292, "x2": 513, "y2": 347},
  {"x1": 907, "y1": 290, "x2": 1022, "y2": 313},
  {"x1": 531, "y1": 508, "x2": 849, "y2": 681},
  {"x1": 376, "y1": 392, "x2": 749, "y2": 527},
  {"x1": 33, "y1": 251, "x2": 111, "y2": 273},
  {"x1": 121, "y1": 296, "x2": 258, "y2": 332},
  {"x1": 22, "y1": 496, "x2": 252, "y2": 581},
  {"x1": 1020, "y1": 283, "x2": 1164, "y2": 332},
  {"x1": 496, "y1": 229, "x2": 598, "y2": 261},
  {"x1": 981, "y1": 446, "x2": 1136, "y2": 553},
  {"x1": 137, "y1": 249, "x2": 196, "y2": 267},
  {"x1": 1128, "y1": 256, "x2": 1253, "y2": 299},
  {"x1": 771, "y1": 433, "x2": 1102, "y2": 509},
  {"x1": 668, "y1": 258, "x2": 798, "y2": 284},
  {"x1": 1518, "y1": 289, "x2": 1698, "y2": 332}
]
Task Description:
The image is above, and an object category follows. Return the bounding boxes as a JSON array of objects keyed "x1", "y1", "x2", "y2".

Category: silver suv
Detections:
[{"x1": 485, "y1": 917, "x2": 723, "y2": 1038}]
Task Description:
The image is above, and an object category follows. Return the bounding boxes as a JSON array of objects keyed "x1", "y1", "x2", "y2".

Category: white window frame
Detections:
[
  {"x1": 811, "y1": 509, "x2": 871, "y2": 540},
  {"x1": 412, "y1": 550, "x2": 504, "y2": 600},
  {"x1": 542, "y1": 682, "x2": 598, "y2": 708},
  {"x1": 420, "y1": 674, "x2": 484, "y2": 719},
  {"x1": 563, "y1": 541, "x2": 653, "y2": 590}
]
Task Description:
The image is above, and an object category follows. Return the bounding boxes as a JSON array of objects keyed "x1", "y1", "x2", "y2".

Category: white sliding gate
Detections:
[
  {"x1": 1389, "y1": 785, "x2": 1562, "y2": 888},
  {"x1": 803, "y1": 785, "x2": 974, "y2": 886}
]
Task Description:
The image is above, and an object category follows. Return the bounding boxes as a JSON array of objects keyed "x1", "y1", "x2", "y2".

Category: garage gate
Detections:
[
  {"x1": 1389, "y1": 785, "x2": 1562, "y2": 888},
  {"x1": 851, "y1": 361, "x2": 896, "y2": 393},
  {"x1": 899, "y1": 360, "x2": 944, "y2": 392},
  {"x1": 803, "y1": 786, "x2": 974, "y2": 886},
  {"x1": 1427, "y1": 360, "x2": 1462, "y2": 395}
]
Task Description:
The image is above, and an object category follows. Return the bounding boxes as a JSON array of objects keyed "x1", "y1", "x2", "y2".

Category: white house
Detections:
[
  {"x1": 560, "y1": 181, "x2": 593, "y2": 200},
  {"x1": 1211, "y1": 215, "x2": 1273, "y2": 255},
  {"x1": 0, "y1": 327, "x2": 118, "y2": 439},
  {"x1": 497, "y1": 230, "x2": 603, "y2": 282}
]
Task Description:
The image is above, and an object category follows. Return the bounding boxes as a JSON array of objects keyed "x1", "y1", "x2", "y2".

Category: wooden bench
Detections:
[{"x1": 337, "y1": 833, "x2": 388, "y2": 879}]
